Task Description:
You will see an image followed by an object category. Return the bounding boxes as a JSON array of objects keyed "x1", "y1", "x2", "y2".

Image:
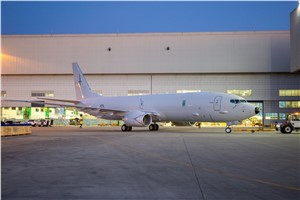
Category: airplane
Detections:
[{"x1": 4, "y1": 63, "x2": 259, "y2": 133}]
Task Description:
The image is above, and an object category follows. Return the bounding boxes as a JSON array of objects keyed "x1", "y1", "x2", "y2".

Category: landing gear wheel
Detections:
[
  {"x1": 121, "y1": 124, "x2": 132, "y2": 132},
  {"x1": 121, "y1": 124, "x2": 128, "y2": 132},
  {"x1": 154, "y1": 124, "x2": 159, "y2": 131},
  {"x1": 149, "y1": 124, "x2": 155, "y2": 131},
  {"x1": 149, "y1": 124, "x2": 159, "y2": 131},
  {"x1": 225, "y1": 127, "x2": 232, "y2": 133}
]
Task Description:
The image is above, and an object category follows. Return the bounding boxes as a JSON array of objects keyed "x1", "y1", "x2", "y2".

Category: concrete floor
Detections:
[{"x1": 2, "y1": 126, "x2": 300, "y2": 200}]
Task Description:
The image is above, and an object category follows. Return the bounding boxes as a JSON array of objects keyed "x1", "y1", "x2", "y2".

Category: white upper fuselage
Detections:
[{"x1": 79, "y1": 92, "x2": 256, "y2": 123}]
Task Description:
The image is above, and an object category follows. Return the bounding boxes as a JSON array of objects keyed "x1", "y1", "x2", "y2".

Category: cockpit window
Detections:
[
  {"x1": 230, "y1": 99, "x2": 237, "y2": 104},
  {"x1": 230, "y1": 99, "x2": 247, "y2": 104}
]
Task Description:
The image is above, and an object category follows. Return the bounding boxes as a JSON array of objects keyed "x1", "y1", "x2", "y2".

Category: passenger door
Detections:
[{"x1": 213, "y1": 96, "x2": 222, "y2": 111}]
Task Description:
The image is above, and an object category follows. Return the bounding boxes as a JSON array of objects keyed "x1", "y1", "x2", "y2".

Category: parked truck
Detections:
[{"x1": 277, "y1": 113, "x2": 300, "y2": 134}]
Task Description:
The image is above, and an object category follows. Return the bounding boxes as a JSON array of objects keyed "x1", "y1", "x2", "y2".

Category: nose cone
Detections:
[{"x1": 255, "y1": 107, "x2": 260, "y2": 114}]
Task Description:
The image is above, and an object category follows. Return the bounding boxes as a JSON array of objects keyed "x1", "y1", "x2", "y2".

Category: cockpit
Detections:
[{"x1": 230, "y1": 99, "x2": 247, "y2": 104}]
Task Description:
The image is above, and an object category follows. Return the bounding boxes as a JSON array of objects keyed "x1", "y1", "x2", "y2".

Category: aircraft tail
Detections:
[{"x1": 72, "y1": 63, "x2": 99, "y2": 100}]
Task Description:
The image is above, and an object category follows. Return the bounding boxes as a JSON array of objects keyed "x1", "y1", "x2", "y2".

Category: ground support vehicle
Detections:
[
  {"x1": 278, "y1": 113, "x2": 300, "y2": 134},
  {"x1": 27, "y1": 120, "x2": 37, "y2": 127}
]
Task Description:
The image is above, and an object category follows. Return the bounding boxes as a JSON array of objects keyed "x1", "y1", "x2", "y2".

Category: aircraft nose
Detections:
[{"x1": 255, "y1": 107, "x2": 260, "y2": 114}]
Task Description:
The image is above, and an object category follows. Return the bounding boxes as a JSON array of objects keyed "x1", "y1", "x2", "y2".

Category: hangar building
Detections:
[{"x1": 1, "y1": 6, "x2": 299, "y2": 126}]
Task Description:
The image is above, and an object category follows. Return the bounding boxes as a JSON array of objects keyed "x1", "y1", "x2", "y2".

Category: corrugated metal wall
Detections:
[
  {"x1": 290, "y1": 5, "x2": 300, "y2": 72},
  {"x1": 2, "y1": 31, "x2": 290, "y2": 74},
  {"x1": 2, "y1": 73, "x2": 299, "y2": 100}
]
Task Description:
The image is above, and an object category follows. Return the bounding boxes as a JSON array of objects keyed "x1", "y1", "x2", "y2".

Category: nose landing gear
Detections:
[{"x1": 225, "y1": 127, "x2": 232, "y2": 133}]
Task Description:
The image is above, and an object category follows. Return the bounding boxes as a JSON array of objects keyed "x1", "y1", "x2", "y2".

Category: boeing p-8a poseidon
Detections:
[{"x1": 21, "y1": 63, "x2": 259, "y2": 133}]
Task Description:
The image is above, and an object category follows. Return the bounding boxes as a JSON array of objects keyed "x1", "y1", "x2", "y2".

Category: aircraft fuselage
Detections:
[{"x1": 81, "y1": 92, "x2": 257, "y2": 123}]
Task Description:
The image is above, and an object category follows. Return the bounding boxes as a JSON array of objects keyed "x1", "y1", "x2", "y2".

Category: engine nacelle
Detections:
[
  {"x1": 171, "y1": 121, "x2": 195, "y2": 126},
  {"x1": 123, "y1": 111, "x2": 152, "y2": 127}
]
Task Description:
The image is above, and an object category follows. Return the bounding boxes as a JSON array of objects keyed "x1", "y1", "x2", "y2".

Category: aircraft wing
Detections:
[
  {"x1": 2, "y1": 99, "x2": 81, "y2": 108},
  {"x1": 2, "y1": 99, "x2": 48, "y2": 106},
  {"x1": 2, "y1": 99, "x2": 161, "y2": 120},
  {"x1": 37, "y1": 100, "x2": 162, "y2": 119},
  {"x1": 3, "y1": 99, "x2": 44, "y2": 103},
  {"x1": 37, "y1": 97, "x2": 81, "y2": 104}
]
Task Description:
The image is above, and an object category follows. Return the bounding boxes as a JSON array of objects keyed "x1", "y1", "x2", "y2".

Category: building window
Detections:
[
  {"x1": 11, "y1": 107, "x2": 16, "y2": 110},
  {"x1": 279, "y1": 113, "x2": 287, "y2": 120},
  {"x1": 227, "y1": 90, "x2": 252, "y2": 97},
  {"x1": 265, "y1": 113, "x2": 278, "y2": 120},
  {"x1": 31, "y1": 90, "x2": 54, "y2": 97},
  {"x1": 279, "y1": 101, "x2": 300, "y2": 108},
  {"x1": 128, "y1": 90, "x2": 149, "y2": 96},
  {"x1": 1, "y1": 91, "x2": 6, "y2": 97},
  {"x1": 176, "y1": 90, "x2": 201, "y2": 93},
  {"x1": 279, "y1": 90, "x2": 300, "y2": 96}
]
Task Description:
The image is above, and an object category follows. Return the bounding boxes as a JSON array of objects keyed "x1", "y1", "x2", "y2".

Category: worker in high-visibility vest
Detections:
[{"x1": 79, "y1": 114, "x2": 83, "y2": 128}]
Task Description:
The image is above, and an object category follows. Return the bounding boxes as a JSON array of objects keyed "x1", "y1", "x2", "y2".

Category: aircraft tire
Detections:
[
  {"x1": 149, "y1": 124, "x2": 155, "y2": 131},
  {"x1": 121, "y1": 125, "x2": 133, "y2": 132},
  {"x1": 225, "y1": 127, "x2": 232, "y2": 133},
  {"x1": 154, "y1": 124, "x2": 159, "y2": 131},
  {"x1": 121, "y1": 124, "x2": 128, "y2": 132}
]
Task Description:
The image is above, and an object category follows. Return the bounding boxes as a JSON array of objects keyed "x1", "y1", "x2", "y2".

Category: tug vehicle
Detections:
[{"x1": 278, "y1": 113, "x2": 300, "y2": 134}]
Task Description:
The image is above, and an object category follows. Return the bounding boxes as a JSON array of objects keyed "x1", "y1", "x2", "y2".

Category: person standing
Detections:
[{"x1": 79, "y1": 114, "x2": 83, "y2": 128}]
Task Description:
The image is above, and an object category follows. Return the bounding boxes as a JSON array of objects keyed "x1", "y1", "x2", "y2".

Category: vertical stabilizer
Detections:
[{"x1": 72, "y1": 63, "x2": 98, "y2": 100}]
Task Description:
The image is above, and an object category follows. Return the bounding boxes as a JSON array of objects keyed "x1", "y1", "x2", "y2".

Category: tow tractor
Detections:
[{"x1": 277, "y1": 113, "x2": 300, "y2": 134}]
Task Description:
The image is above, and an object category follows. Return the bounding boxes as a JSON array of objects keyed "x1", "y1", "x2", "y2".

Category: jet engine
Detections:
[
  {"x1": 171, "y1": 121, "x2": 196, "y2": 126},
  {"x1": 123, "y1": 111, "x2": 152, "y2": 127}
]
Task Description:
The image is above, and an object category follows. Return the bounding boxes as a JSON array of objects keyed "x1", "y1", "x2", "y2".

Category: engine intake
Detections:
[{"x1": 123, "y1": 111, "x2": 152, "y2": 127}]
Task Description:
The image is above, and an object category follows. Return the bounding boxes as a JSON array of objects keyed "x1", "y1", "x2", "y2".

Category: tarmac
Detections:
[{"x1": 2, "y1": 126, "x2": 300, "y2": 200}]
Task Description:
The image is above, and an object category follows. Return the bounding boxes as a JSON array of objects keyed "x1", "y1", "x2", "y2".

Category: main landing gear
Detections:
[
  {"x1": 121, "y1": 124, "x2": 159, "y2": 132},
  {"x1": 149, "y1": 124, "x2": 159, "y2": 131},
  {"x1": 121, "y1": 124, "x2": 132, "y2": 132}
]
